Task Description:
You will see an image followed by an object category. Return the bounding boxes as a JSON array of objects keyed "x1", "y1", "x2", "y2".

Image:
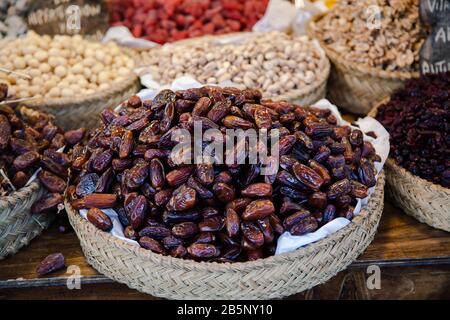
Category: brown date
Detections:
[
  {"x1": 172, "y1": 222, "x2": 199, "y2": 238},
  {"x1": 242, "y1": 199, "x2": 275, "y2": 221},
  {"x1": 72, "y1": 193, "x2": 117, "y2": 210},
  {"x1": 241, "y1": 183, "x2": 272, "y2": 198},
  {"x1": 166, "y1": 166, "x2": 194, "y2": 187},
  {"x1": 290, "y1": 217, "x2": 318, "y2": 236},
  {"x1": 38, "y1": 170, "x2": 66, "y2": 193},
  {"x1": 139, "y1": 236, "x2": 166, "y2": 254},
  {"x1": 87, "y1": 207, "x2": 113, "y2": 231},
  {"x1": 212, "y1": 182, "x2": 235, "y2": 202},
  {"x1": 36, "y1": 253, "x2": 65, "y2": 276},
  {"x1": 167, "y1": 185, "x2": 197, "y2": 211},
  {"x1": 225, "y1": 208, "x2": 240, "y2": 238},
  {"x1": 292, "y1": 163, "x2": 324, "y2": 191},
  {"x1": 187, "y1": 243, "x2": 219, "y2": 259},
  {"x1": 13, "y1": 151, "x2": 40, "y2": 170},
  {"x1": 31, "y1": 193, "x2": 63, "y2": 214},
  {"x1": 241, "y1": 221, "x2": 264, "y2": 247}
]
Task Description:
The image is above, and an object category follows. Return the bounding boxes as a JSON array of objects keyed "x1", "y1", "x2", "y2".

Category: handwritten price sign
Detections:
[
  {"x1": 27, "y1": 0, "x2": 109, "y2": 40},
  {"x1": 419, "y1": 0, "x2": 450, "y2": 74}
]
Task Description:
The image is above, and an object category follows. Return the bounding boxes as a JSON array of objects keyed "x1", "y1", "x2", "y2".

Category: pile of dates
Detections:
[
  {"x1": 108, "y1": 0, "x2": 269, "y2": 44},
  {"x1": 0, "y1": 83, "x2": 86, "y2": 219},
  {"x1": 376, "y1": 72, "x2": 450, "y2": 188},
  {"x1": 68, "y1": 86, "x2": 381, "y2": 262}
]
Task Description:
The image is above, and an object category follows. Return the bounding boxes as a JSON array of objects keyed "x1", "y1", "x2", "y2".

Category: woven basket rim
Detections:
[
  {"x1": 65, "y1": 171, "x2": 385, "y2": 271},
  {"x1": 306, "y1": 12, "x2": 420, "y2": 81},
  {"x1": 0, "y1": 181, "x2": 41, "y2": 213},
  {"x1": 129, "y1": 32, "x2": 254, "y2": 52},
  {"x1": 370, "y1": 100, "x2": 450, "y2": 195},
  {"x1": 24, "y1": 72, "x2": 139, "y2": 110}
]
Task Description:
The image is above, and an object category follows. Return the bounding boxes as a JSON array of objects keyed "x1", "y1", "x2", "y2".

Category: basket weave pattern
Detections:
[
  {"x1": 0, "y1": 182, "x2": 54, "y2": 259},
  {"x1": 25, "y1": 75, "x2": 140, "y2": 131},
  {"x1": 66, "y1": 173, "x2": 385, "y2": 300},
  {"x1": 385, "y1": 159, "x2": 450, "y2": 232},
  {"x1": 307, "y1": 13, "x2": 418, "y2": 115},
  {"x1": 369, "y1": 104, "x2": 450, "y2": 232}
]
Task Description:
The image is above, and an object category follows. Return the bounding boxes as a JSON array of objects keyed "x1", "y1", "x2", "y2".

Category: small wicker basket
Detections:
[
  {"x1": 65, "y1": 173, "x2": 385, "y2": 300},
  {"x1": 0, "y1": 182, "x2": 54, "y2": 259},
  {"x1": 25, "y1": 74, "x2": 140, "y2": 131},
  {"x1": 306, "y1": 13, "x2": 419, "y2": 115},
  {"x1": 369, "y1": 103, "x2": 450, "y2": 232}
]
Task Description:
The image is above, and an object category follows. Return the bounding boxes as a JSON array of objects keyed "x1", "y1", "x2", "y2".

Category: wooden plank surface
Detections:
[{"x1": 0, "y1": 200, "x2": 449, "y2": 299}]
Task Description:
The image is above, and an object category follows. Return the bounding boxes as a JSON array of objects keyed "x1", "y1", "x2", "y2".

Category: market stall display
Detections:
[
  {"x1": 0, "y1": 85, "x2": 86, "y2": 258},
  {"x1": 307, "y1": 0, "x2": 423, "y2": 114},
  {"x1": 0, "y1": 31, "x2": 139, "y2": 130},
  {"x1": 108, "y1": 0, "x2": 269, "y2": 44},
  {"x1": 137, "y1": 32, "x2": 330, "y2": 105},
  {"x1": 371, "y1": 72, "x2": 450, "y2": 232},
  {"x1": 65, "y1": 86, "x2": 387, "y2": 298}
]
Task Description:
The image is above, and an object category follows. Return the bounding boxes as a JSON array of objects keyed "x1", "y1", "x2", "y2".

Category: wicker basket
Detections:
[
  {"x1": 24, "y1": 74, "x2": 140, "y2": 131},
  {"x1": 369, "y1": 102, "x2": 450, "y2": 232},
  {"x1": 132, "y1": 32, "x2": 331, "y2": 107},
  {"x1": 0, "y1": 182, "x2": 54, "y2": 259},
  {"x1": 306, "y1": 13, "x2": 419, "y2": 115},
  {"x1": 65, "y1": 172, "x2": 385, "y2": 300}
]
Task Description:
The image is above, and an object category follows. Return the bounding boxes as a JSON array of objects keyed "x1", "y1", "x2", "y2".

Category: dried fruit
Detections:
[
  {"x1": 187, "y1": 243, "x2": 219, "y2": 259},
  {"x1": 242, "y1": 199, "x2": 275, "y2": 221},
  {"x1": 68, "y1": 87, "x2": 381, "y2": 263},
  {"x1": 87, "y1": 207, "x2": 113, "y2": 231},
  {"x1": 139, "y1": 236, "x2": 166, "y2": 254},
  {"x1": 36, "y1": 253, "x2": 65, "y2": 276},
  {"x1": 292, "y1": 163, "x2": 324, "y2": 191},
  {"x1": 376, "y1": 72, "x2": 449, "y2": 188},
  {"x1": 38, "y1": 170, "x2": 66, "y2": 193},
  {"x1": 31, "y1": 193, "x2": 63, "y2": 215}
]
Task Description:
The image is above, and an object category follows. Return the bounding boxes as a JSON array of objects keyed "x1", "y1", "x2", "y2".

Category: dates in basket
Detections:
[
  {"x1": 0, "y1": 102, "x2": 85, "y2": 217},
  {"x1": 68, "y1": 86, "x2": 380, "y2": 262}
]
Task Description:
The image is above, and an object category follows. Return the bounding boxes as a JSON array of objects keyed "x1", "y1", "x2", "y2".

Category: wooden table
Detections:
[{"x1": 1, "y1": 201, "x2": 449, "y2": 300}]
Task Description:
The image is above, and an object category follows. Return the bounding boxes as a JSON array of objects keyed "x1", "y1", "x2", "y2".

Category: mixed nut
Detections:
[
  {"x1": 376, "y1": 72, "x2": 450, "y2": 188},
  {"x1": 68, "y1": 86, "x2": 381, "y2": 262},
  {"x1": 0, "y1": 83, "x2": 86, "y2": 217},
  {"x1": 0, "y1": 31, "x2": 135, "y2": 99},
  {"x1": 109, "y1": 0, "x2": 269, "y2": 44},
  {"x1": 313, "y1": 0, "x2": 424, "y2": 72},
  {"x1": 139, "y1": 32, "x2": 328, "y2": 99}
]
